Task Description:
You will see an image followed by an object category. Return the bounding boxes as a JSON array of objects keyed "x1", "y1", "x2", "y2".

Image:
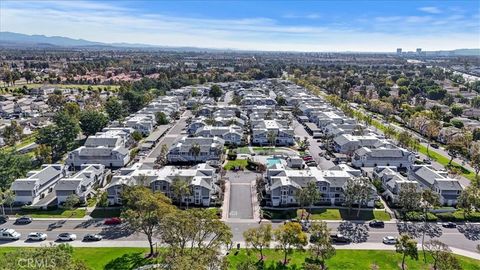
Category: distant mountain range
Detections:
[{"x1": 0, "y1": 31, "x2": 479, "y2": 55}]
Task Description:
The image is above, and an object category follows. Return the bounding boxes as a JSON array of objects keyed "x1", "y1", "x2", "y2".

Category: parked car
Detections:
[
  {"x1": 27, "y1": 232, "x2": 47, "y2": 241},
  {"x1": 316, "y1": 139, "x2": 322, "y2": 143},
  {"x1": 15, "y1": 216, "x2": 32, "y2": 224},
  {"x1": 430, "y1": 143, "x2": 439, "y2": 149},
  {"x1": 0, "y1": 215, "x2": 9, "y2": 224},
  {"x1": 104, "y1": 217, "x2": 122, "y2": 225},
  {"x1": 330, "y1": 233, "x2": 351, "y2": 243},
  {"x1": 0, "y1": 228, "x2": 21, "y2": 241},
  {"x1": 300, "y1": 220, "x2": 311, "y2": 232},
  {"x1": 442, "y1": 222, "x2": 457, "y2": 228},
  {"x1": 324, "y1": 155, "x2": 331, "y2": 160},
  {"x1": 83, "y1": 234, "x2": 103, "y2": 241},
  {"x1": 57, "y1": 233, "x2": 76, "y2": 241},
  {"x1": 369, "y1": 220, "x2": 385, "y2": 228},
  {"x1": 423, "y1": 158, "x2": 431, "y2": 164},
  {"x1": 382, "y1": 236, "x2": 397, "y2": 244}
]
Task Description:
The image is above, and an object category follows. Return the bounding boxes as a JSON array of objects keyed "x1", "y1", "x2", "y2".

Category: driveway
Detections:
[{"x1": 227, "y1": 171, "x2": 258, "y2": 219}]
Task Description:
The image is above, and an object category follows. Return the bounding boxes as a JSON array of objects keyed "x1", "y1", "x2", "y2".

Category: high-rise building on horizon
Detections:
[{"x1": 397, "y1": 48, "x2": 402, "y2": 55}]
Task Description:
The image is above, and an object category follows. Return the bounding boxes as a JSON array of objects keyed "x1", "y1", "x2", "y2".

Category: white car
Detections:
[
  {"x1": 57, "y1": 233, "x2": 76, "y2": 241},
  {"x1": 382, "y1": 236, "x2": 397, "y2": 244},
  {"x1": 27, "y1": 232, "x2": 47, "y2": 241},
  {"x1": 0, "y1": 228, "x2": 21, "y2": 240}
]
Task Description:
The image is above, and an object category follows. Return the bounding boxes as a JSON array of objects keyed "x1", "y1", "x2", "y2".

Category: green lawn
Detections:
[
  {"x1": 16, "y1": 208, "x2": 86, "y2": 218},
  {"x1": 90, "y1": 207, "x2": 122, "y2": 218},
  {"x1": 1, "y1": 132, "x2": 37, "y2": 152},
  {"x1": 228, "y1": 249, "x2": 480, "y2": 270},
  {"x1": 236, "y1": 146, "x2": 252, "y2": 154},
  {"x1": 262, "y1": 208, "x2": 391, "y2": 221},
  {"x1": 224, "y1": 159, "x2": 249, "y2": 170},
  {"x1": 0, "y1": 247, "x2": 153, "y2": 270}
]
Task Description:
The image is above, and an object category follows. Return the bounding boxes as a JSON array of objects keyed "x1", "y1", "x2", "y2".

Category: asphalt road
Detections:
[
  {"x1": 1, "y1": 219, "x2": 478, "y2": 254},
  {"x1": 147, "y1": 110, "x2": 191, "y2": 159}
]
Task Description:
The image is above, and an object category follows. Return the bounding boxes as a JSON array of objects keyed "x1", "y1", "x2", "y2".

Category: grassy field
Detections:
[
  {"x1": 16, "y1": 208, "x2": 86, "y2": 218},
  {"x1": 1, "y1": 132, "x2": 37, "y2": 152},
  {"x1": 263, "y1": 208, "x2": 391, "y2": 221},
  {"x1": 235, "y1": 146, "x2": 251, "y2": 154},
  {"x1": 2, "y1": 83, "x2": 120, "y2": 92},
  {"x1": 224, "y1": 159, "x2": 249, "y2": 170},
  {"x1": 0, "y1": 247, "x2": 152, "y2": 270},
  {"x1": 228, "y1": 249, "x2": 480, "y2": 270}
]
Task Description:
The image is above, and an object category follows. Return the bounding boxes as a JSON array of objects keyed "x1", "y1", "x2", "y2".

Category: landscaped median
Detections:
[
  {"x1": 15, "y1": 208, "x2": 87, "y2": 218},
  {"x1": 262, "y1": 208, "x2": 391, "y2": 221}
]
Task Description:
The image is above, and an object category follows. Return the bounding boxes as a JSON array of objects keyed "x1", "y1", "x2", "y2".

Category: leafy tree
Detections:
[
  {"x1": 79, "y1": 110, "x2": 109, "y2": 136},
  {"x1": 64, "y1": 194, "x2": 80, "y2": 210},
  {"x1": 121, "y1": 186, "x2": 174, "y2": 256},
  {"x1": 425, "y1": 120, "x2": 441, "y2": 157},
  {"x1": 171, "y1": 177, "x2": 191, "y2": 209},
  {"x1": 425, "y1": 240, "x2": 451, "y2": 270},
  {"x1": 395, "y1": 234, "x2": 418, "y2": 270},
  {"x1": 36, "y1": 112, "x2": 80, "y2": 161},
  {"x1": 105, "y1": 97, "x2": 125, "y2": 121},
  {"x1": 398, "y1": 182, "x2": 421, "y2": 214},
  {"x1": 243, "y1": 223, "x2": 272, "y2": 261},
  {"x1": 46, "y1": 93, "x2": 66, "y2": 111},
  {"x1": 97, "y1": 191, "x2": 109, "y2": 218},
  {"x1": 34, "y1": 144, "x2": 53, "y2": 164},
  {"x1": 1, "y1": 120, "x2": 23, "y2": 145},
  {"x1": 23, "y1": 70, "x2": 35, "y2": 83},
  {"x1": 0, "y1": 243, "x2": 89, "y2": 270},
  {"x1": 209, "y1": 84, "x2": 223, "y2": 101},
  {"x1": 159, "y1": 208, "x2": 232, "y2": 269},
  {"x1": 63, "y1": 102, "x2": 81, "y2": 119},
  {"x1": 308, "y1": 221, "x2": 335, "y2": 270},
  {"x1": 419, "y1": 189, "x2": 440, "y2": 262},
  {"x1": 436, "y1": 251, "x2": 462, "y2": 270},
  {"x1": 267, "y1": 131, "x2": 277, "y2": 147},
  {"x1": 131, "y1": 131, "x2": 143, "y2": 142},
  {"x1": 155, "y1": 111, "x2": 169, "y2": 125},
  {"x1": 276, "y1": 96, "x2": 287, "y2": 106},
  {"x1": 274, "y1": 222, "x2": 308, "y2": 265},
  {"x1": 445, "y1": 137, "x2": 465, "y2": 165},
  {"x1": 450, "y1": 105, "x2": 463, "y2": 117},
  {"x1": 190, "y1": 143, "x2": 201, "y2": 162},
  {"x1": 156, "y1": 144, "x2": 169, "y2": 166},
  {"x1": 2, "y1": 189, "x2": 14, "y2": 214},
  {"x1": 0, "y1": 149, "x2": 32, "y2": 190},
  {"x1": 458, "y1": 185, "x2": 480, "y2": 219},
  {"x1": 296, "y1": 181, "x2": 321, "y2": 220},
  {"x1": 470, "y1": 142, "x2": 480, "y2": 180}
]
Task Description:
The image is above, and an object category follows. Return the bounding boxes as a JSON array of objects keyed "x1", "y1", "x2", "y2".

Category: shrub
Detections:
[
  {"x1": 374, "y1": 200, "x2": 384, "y2": 209},
  {"x1": 404, "y1": 211, "x2": 437, "y2": 221},
  {"x1": 373, "y1": 179, "x2": 385, "y2": 193}
]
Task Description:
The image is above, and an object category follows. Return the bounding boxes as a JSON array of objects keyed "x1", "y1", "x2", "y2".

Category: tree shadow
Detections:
[
  {"x1": 103, "y1": 252, "x2": 150, "y2": 270},
  {"x1": 99, "y1": 223, "x2": 135, "y2": 239},
  {"x1": 74, "y1": 219, "x2": 103, "y2": 229}
]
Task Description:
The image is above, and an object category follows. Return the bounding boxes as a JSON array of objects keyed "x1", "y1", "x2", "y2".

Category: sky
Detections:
[{"x1": 1, "y1": 0, "x2": 479, "y2": 52}]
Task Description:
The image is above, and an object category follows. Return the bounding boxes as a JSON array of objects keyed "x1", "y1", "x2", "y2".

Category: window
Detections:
[{"x1": 322, "y1": 187, "x2": 327, "y2": 191}]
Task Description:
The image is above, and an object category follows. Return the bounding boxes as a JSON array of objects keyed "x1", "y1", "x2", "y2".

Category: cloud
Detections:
[
  {"x1": 419, "y1": 6, "x2": 442, "y2": 14},
  {"x1": 283, "y1": 13, "x2": 321, "y2": 19},
  {"x1": 1, "y1": 1, "x2": 478, "y2": 52}
]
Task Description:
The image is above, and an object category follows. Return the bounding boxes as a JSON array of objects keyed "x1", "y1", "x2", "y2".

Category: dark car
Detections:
[
  {"x1": 369, "y1": 220, "x2": 385, "y2": 228},
  {"x1": 0, "y1": 215, "x2": 9, "y2": 224},
  {"x1": 14, "y1": 216, "x2": 32, "y2": 224},
  {"x1": 83, "y1": 234, "x2": 103, "y2": 241},
  {"x1": 442, "y1": 222, "x2": 457, "y2": 228},
  {"x1": 430, "y1": 143, "x2": 439, "y2": 149},
  {"x1": 330, "y1": 233, "x2": 351, "y2": 243}
]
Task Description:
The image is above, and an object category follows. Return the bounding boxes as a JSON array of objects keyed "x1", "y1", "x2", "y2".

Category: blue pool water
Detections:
[{"x1": 266, "y1": 158, "x2": 281, "y2": 167}]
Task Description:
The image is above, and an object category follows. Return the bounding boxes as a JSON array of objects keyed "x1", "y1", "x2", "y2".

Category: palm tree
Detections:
[
  {"x1": 190, "y1": 143, "x2": 201, "y2": 163},
  {"x1": 172, "y1": 177, "x2": 192, "y2": 209}
]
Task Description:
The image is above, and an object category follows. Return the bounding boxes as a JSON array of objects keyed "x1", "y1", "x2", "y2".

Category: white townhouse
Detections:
[
  {"x1": 106, "y1": 162, "x2": 219, "y2": 206},
  {"x1": 332, "y1": 134, "x2": 388, "y2": 154},
  {"x1": 264, "y1": 163, "x2": 376, "y2": 207},
  {"x1": 55, "y1": 164, "x2": 106, "y2": 205},
  {"x1": 373, "y1": 166, "x2": 419, "y2": 204},
  {"x1": 408, "y1": 165, "x2": 463, "y2": 206},
  {"x1": 195, "y1": 125, "x2": 243, "y2": 146},
  {"x1": 124, "y1": 113, "x2": 156, "y2": 135},
  {"x1": 11, "y1": 164, "x2": 68, "y2": 205},
  {"x1": 167, "y1": 136, "x2": 225, "y2": 164},
  {"x1": 67, "y1": 131, "x2": 130, "y2": 169},
  {"x1": 351, "y1": 146, "x2": 414, "y2": 169},
  {"x1": 251, "y1": 119, "x2": 295, "y2": 146}
]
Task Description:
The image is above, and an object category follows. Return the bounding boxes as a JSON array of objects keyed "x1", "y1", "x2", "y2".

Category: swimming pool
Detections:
[{"x1": 266, "y1": 158, "x2": 282, "y2": 167}]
